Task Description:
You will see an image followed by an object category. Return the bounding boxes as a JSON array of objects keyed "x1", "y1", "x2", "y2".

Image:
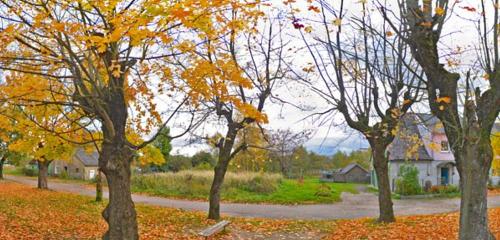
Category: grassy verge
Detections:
[{"x1": 131, "y1": 171, "x2": 359, "y2": 204}]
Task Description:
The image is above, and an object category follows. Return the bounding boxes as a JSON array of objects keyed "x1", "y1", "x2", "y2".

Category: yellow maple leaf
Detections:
[
  {"x1": 304, "y1": 26, "x2": 313, "y2": 33},
  {"x1": 435, "y1": 7, "x2": 445, "y2": 16}
]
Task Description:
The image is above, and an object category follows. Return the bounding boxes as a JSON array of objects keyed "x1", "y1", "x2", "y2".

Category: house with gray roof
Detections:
[
  {"x1": 385, "y1": 113, "x2": 459, "y2": 191},
  {"x1": 320, "y1": 163, "x2": 370, "y2": 183},
  {"x1": 49, "y1": 148, "x2": 99, "y2": 180}
]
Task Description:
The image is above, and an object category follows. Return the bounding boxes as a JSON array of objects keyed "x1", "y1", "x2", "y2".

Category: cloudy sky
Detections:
[{"x1": 167, "y1": 0, "x2": 489, "y2": 156}]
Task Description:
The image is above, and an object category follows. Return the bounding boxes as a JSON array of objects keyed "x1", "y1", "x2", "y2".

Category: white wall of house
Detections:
[
  {"x1": 389, "y1": 161, "x2": 460, "y2": 191},
  {"x1": 491, "y1": 176, "x2": 500, "y2": 186}
]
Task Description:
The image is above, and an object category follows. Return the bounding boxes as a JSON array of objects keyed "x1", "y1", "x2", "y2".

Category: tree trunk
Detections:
[
  {"x1": 458, "y1": 132, "x2": 494, "y2": 240},
  {"x1": 100, "y1": 141, "x2": 138, "y2": 240},
  {"x1": 0, "y1": 157, "x2": 5, "y2": 180},
  {"x1": 208, "y1": 126, "x2": 238, "y2": 220},
  {"x1": 372, "y1": 146, "x2": 395, "y2": 223},
  {"x1": 37, "y1": 160, "x2": 51, "y2": 189},
  {"x1": 96, "y1": 169, "x2": 103, "y2": 202},
  {"x1": 208, "y1": 157, "x2": 230, "y2": 220}
]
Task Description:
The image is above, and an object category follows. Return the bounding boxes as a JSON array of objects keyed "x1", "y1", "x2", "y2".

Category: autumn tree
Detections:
[
  {"x1": 13, "y1": 127, "x2": 76, "y2": 189},
  {"x1": 0, "y1": 117, "x2": 23, "y2": 180},
  {"x1": 1, "y1": 107, "x2": 77, "y2": 189},
  {"x1": 172, "y1": 11, "x2": 290, "y2": 219},
  {"x1": 0, "y1": 0, "x2": 261, "y2": 238},
  {"x1": 293, "y1": 0, "x2": 423, "y2": 222},
  {"x1": 385, "y1": 1, "x2": 500, "y2": 237},
  {"x1": 230, "y1": 123, "x2": 270, "y2": 172}
]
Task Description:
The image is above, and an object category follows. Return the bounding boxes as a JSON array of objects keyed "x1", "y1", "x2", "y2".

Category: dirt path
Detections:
[{"x1": 5, "y1": 175, "x2": 500, "y2": 220}]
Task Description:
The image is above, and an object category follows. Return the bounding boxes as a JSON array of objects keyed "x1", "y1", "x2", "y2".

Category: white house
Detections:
[{"x1": 385, "y1": 113, "x2": 461, "y2": 191}]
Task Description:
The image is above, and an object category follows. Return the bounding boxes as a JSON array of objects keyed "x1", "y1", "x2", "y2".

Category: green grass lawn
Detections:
[
  {"x1": 132, "y1": 176, "x2": 360, "y2": 205},
  {"x1": 2, "y1": 165, "x2": 24, "y2": 176},
  {"x1": 223, "y1": 178, "x2": 359, "y2": 204},
  {"x1": 6, "y1": 167, "x2": 361, "y2": 204}
]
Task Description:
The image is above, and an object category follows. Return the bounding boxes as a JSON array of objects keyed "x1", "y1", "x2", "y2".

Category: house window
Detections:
[
  {"x1": 54, "y1": 167, "x2": 59, "y2": 174},
  {"x1": 75, "y1": 168, "x2": 79, "y2": 173},
  {"x1": 441, "y1": 141, "x2": 450, "y2": 152}
]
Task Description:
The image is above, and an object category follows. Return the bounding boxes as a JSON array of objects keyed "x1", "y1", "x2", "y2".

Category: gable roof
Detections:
[
  {"x1": 415, "y1": 113, "x2": 444, "y2": 134},
  {"x1": 74, "y1": 148, "x2": 99, "y2": 167},
  {"x1": 388, "y1": 113, "x2": 434, "y2": 161},
  {"x1": 339, "y1": 163, "x2": 368, "y2": 174}
]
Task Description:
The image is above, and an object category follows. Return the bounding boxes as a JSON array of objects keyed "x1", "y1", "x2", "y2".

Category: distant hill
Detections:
[{"x1": 305, "y1": 135, "x2": 369, "y2": 156}]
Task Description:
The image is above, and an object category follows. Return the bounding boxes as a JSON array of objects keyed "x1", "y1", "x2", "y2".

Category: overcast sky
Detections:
[{"x1": 168, "y1": 0, "x2": 496, "y2": 156}]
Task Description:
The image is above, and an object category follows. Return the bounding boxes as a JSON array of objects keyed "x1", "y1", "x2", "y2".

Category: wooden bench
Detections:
[{"x1": 198, "y1": 220, "x2": 231, "y2": 239}]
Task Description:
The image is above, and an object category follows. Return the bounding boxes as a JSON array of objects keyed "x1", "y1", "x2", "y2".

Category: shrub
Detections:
[
  {"x1": 245, "y1": 175, "x2": 278, "y2": 194},
  {"x1": 315, "y1": 184, "x2": 333, "y2": 197},
  {"x1": 59, "y1": 171, "x2": 70, "y2": 179},
  {"x1": 395, "y1": 164, "x2": 421, "y2": 196},
  {"x1": 22, "y1": 166, "x2": 38, "y2": 177},
  {"x1": 193, "y1": 162, "x2": 213, "y2": 171},
  {"x1": 429, "y1": 185, "x2": 460, "y2": 194}
]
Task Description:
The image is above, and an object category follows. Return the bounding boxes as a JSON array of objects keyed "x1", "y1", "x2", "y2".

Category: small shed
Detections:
[
  {"x1": 321, "y1": 163, "x2": 370, "y2": 183},
  {"x1": 50, "y1": 149, "x2": 99, "y2": 180}
]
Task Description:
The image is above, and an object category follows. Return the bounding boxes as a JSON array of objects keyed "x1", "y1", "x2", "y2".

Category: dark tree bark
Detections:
[
  {"x1": 98, "y1": 91, "x2": 138, "y2": 240},
  {"x1": 372, "y1": 144, "x2": 395, "y2": 223},
  {"x1": 0, "y1": 156, "x2": 5, "y2": 180},
  {"x1": 456, "y1": 102, "x2": 495, "y2": 240},
  {"x1": 100, "y1": 143, "x2": 137, "y2": 240},
  {"x1": 37, "y1": 160, "x2": 51, "y2": 189},
  {"x1": 208, "y1": 126, "x2": 238, "y2": 220},
  {"x1": 95, "y1": 169, "x2": 103, "y2": 202},
  {"x1": 459, "y1": 143, "x2": 492, "y2": 239},
  {"x1": 395, "y1": 1, "x2": 500, "y2": 238}
]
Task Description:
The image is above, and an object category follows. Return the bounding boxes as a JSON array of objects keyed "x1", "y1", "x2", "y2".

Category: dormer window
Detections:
[{"x1": 441, "y1": 141, "x2": 450, "y2": 152}]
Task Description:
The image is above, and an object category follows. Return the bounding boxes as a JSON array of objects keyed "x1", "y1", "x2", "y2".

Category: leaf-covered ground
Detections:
[
  {"x1": 0, "y1": 181, "x2": 331, "y2": 239},
  {"x1": 1, "y1": 181, "x2": 500, "y2": 240},
  {"x1": 326, "y1": 208, "x2": 500, "y2": 240}
]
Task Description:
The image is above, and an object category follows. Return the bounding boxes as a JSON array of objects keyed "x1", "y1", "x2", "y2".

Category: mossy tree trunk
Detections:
[{"x1": 401, "y1": 2, "x2": 500, "y2": 237}]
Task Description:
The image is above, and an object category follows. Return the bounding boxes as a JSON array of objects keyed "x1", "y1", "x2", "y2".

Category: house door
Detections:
[
  {"x1": 89, "y1": 170, "x2": 96, "y2": 179},
  {"x1": 441, "y1": 168, "x2": 449, "y2": 185}
]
